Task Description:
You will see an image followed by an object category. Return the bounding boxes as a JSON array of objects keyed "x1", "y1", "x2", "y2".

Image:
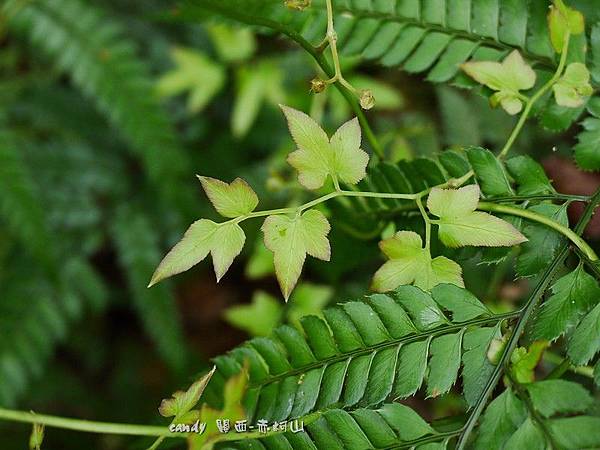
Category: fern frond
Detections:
[
  {"x1": 0, "y1": 258, "x2": 107, "y2": 406},
  {"x1": 0, "y1": 131, "x2": 56, "y2": 270},
  {"x1": 186, "y1": 0, "x2": 558, "y2": 83},
  {"x1": 111, "y1": 206, "x2": 189, "y2": 373},
  {"x1": 5, "y1": 0, "x2": 190, "y2": 203},
  {"x1": 475, "y1": 380, "x2": 600, "y2": 449},
  {"x1": 204, "y1": 285, "x2": 514, "y2": 428},
  {"x1": 218, "y1": 403, "x2": 457, "y2": 449}
]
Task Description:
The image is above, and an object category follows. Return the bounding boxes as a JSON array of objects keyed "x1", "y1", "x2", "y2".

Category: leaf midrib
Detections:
[
  {"x1": 248, "y1": 311, "x2": 519, "y2": 388},
  {"x1": 328, "y1": 5, "x2": 557, "y2": 71}
]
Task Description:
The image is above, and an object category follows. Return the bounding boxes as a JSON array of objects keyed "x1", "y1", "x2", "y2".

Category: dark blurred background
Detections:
[{"x1": 1, "y1": 0, "x2": 599, "y2": 449}]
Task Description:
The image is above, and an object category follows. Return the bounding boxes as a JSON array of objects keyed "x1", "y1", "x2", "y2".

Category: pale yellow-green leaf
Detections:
[
  {"x1": 156, "y1": 47, "x2": 225, "y2": 114},
  {"x1": 553, "y1": 63, "x2": 593, "y2": 108},
  {"x1": 548, "y1": 0, "x2": 585, "y2": 53},
  {"x1": 224, "y1": 291, "x2": 283, "y2": 336},
  {"x1": 462, "y1": 50, "x2": 535, "y2": 114},
  {"x1": 438, "y1": 211, "x2": 527, "y2": 248},
  {"x1": 149, "y1": 219, "x2": 245, "y2": 286},
  {"x1": 287, "y1": 283, "x2": 333, "y2": 328},
  {"x1": 428, "y1": 185, "x2": 527, "y2": 248},
  {"x1": 330, "y1": 118, "x2": 370, "y2": 185},
  {"x1": 462, "y1": 51, "x2": 535, "y2": 92},
  {"x1": 232, "y1": 62, "x2": 285, "y2": 138},
  {"x1": 29, "y1": 423, "x2": 44, "y2": 450},
  {"x1": 281, "y1": 105, "x2": 369, "y2": 189},
  {"x1": 428, "y1": 256, "x2": 464, "y2": 289},
  {"x1": 371, "y1": 231, "x2": 464, "y2": 292},
  {"x1": 206, "y1": 24, "x2": 256, "y2": 63},
  {"x1": 189, "y1": 367, "x2": 248, "y2": 449},
  {"x1": 198, "y1": 176, "x2": 258, "y2": 218},
  {"x1": 427, "y1": 185, "x2": 480, "y2": 218},
  {"x1": 281, "y1": 105, "x2": 332, "y2": 189},
  {"x1": 158, "y1": 366, "x2": 216, "y2": 419},
  {"x1": 262, "y1": 209, "x2": 330, "y2": 300},
  {"x1": 491, "y1": 91, "x2": 523, "y2": 115}
]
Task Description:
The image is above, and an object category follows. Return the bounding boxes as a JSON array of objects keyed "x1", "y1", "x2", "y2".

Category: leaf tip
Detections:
[{"x1": 147, "y1": 271, "x2": 161, "y2": 288}]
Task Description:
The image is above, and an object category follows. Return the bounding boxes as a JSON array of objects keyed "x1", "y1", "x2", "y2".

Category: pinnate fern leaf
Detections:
[
  {"x1": 5, "y1": 0, "x2": 190, "y2": 203},
  {"x1": 205, "y1": 284, "x2": 509, "y2": 433},
  {"x1": 186, "y1": 0, "x2": 558, "y2": 85}
]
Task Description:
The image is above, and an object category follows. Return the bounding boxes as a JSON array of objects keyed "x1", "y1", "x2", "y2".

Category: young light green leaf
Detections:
[
  {"x1": 371, "y1": 231, "x2": 464, "y2": 292},
  {"x1": 262, "y1": 209, "x2": 330, "y2": 300},
  {"x1": 427, "y1": 185, "x2": 527, "y2": 248},
  {"x1": 461, "y1": 50, "x2": 536, "y2": 115},
  {"x1": 206, "y1": 24, "x2": 256, "y2": 63},
  {"x1": 280, "y1": 105, "x2": 369, "y2": 189},
  {"x1": 287, "y1": 283, "x2": 333, "y2": 328},
  {"x1": 156, "y1": 47, "x2": 225, "y2": 114},
  {"x1": 29, "y1": 423, "x2": 44, "y2": 450},
  {"x1": 330, "y1": 117, "x2": 370, "y2": 184},
  {"x1": 198, "y1": 176, "x2": 258, "y2": 218},
  {"x1": 149, "y1": 219, "x2": 245, "y2": 286},
  {"x1": 530, "y1": 264, "x2": 600, "y2": 341},
  {"x1": 548, "y1": 0, "x2": 585, "y2": 53},
  {"x1": 553, "y1": 63, "x2": 593, "y2": 108},
  {"x1": 567, "y1": 302, "x2": 600, "y2": 365},
  {"x1": 510, "y1": 341, "x2": 548, "y2": 383},
  {"x1": 526, "y1": 380, "x2": 593, "y2": 418},
  {"x1": 191, "y1": 366, "x2": 248, "y2": 448},
  {"x1": 159, "y1": 366, "x2": 216, "y2": 419},
  {"x1": 224, "y1": 291, "x2": 283, "y2": 337},
  {"x1": 232, "y1": 62, "x2": 285, "y2": 138}
]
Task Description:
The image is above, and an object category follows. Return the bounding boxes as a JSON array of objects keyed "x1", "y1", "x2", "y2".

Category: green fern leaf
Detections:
[
  {"x1": 111, "y1": 206, "x2": 189, "y2": 373},
  {"x1": 5, "y1": 0, "x2": 191, "y2": 205},
  {"x1": 0, "y1": 132, "x2": 56, "y2": 269},
  {"x1": 183, "y1": 0, "x2": 572, "y2": 91},
  {"x1": 204, "y1": 285, "x2": 513, "y2": 432},
  {"x1": 0, "y1": 258, "x2": 107, "y2": 406}
]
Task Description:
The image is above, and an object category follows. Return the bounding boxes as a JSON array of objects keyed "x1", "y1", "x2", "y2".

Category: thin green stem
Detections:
[
  {"x1": 229, "y1": 174, "x2": 593, "y2": 262},
  {"x1": 544, "y1": 351, "x2": 595, "y2": 379},
  {"x1": 416, "y1": 196, "x2": 432, "y2": 250},
  {"x1": 478, "y1": 201, "x2": 598, "y2": 261},
  {"x1": 195, "y1": 1, "x2": 383, "y2": 157},
  {"x1": 498, "y1": 32, "x2": 571, "y2": 160},
  {"x1": 147, "y1": 435, "x2": 166, "y2": 450},
  {"x1": 0, "y1": 408, "x2": 171, "y2": 438}
]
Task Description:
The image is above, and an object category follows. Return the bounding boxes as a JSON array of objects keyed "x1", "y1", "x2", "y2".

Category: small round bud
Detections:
[
  {"x1": 310, "y1": 78, "x2": 327, "y2": 94},
  {"x1": 359, "y1": 89, "x2": 375, "y2": 110},
  {"x1": 285, "y1": 0, "x2": 311, "y2": 11}
]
